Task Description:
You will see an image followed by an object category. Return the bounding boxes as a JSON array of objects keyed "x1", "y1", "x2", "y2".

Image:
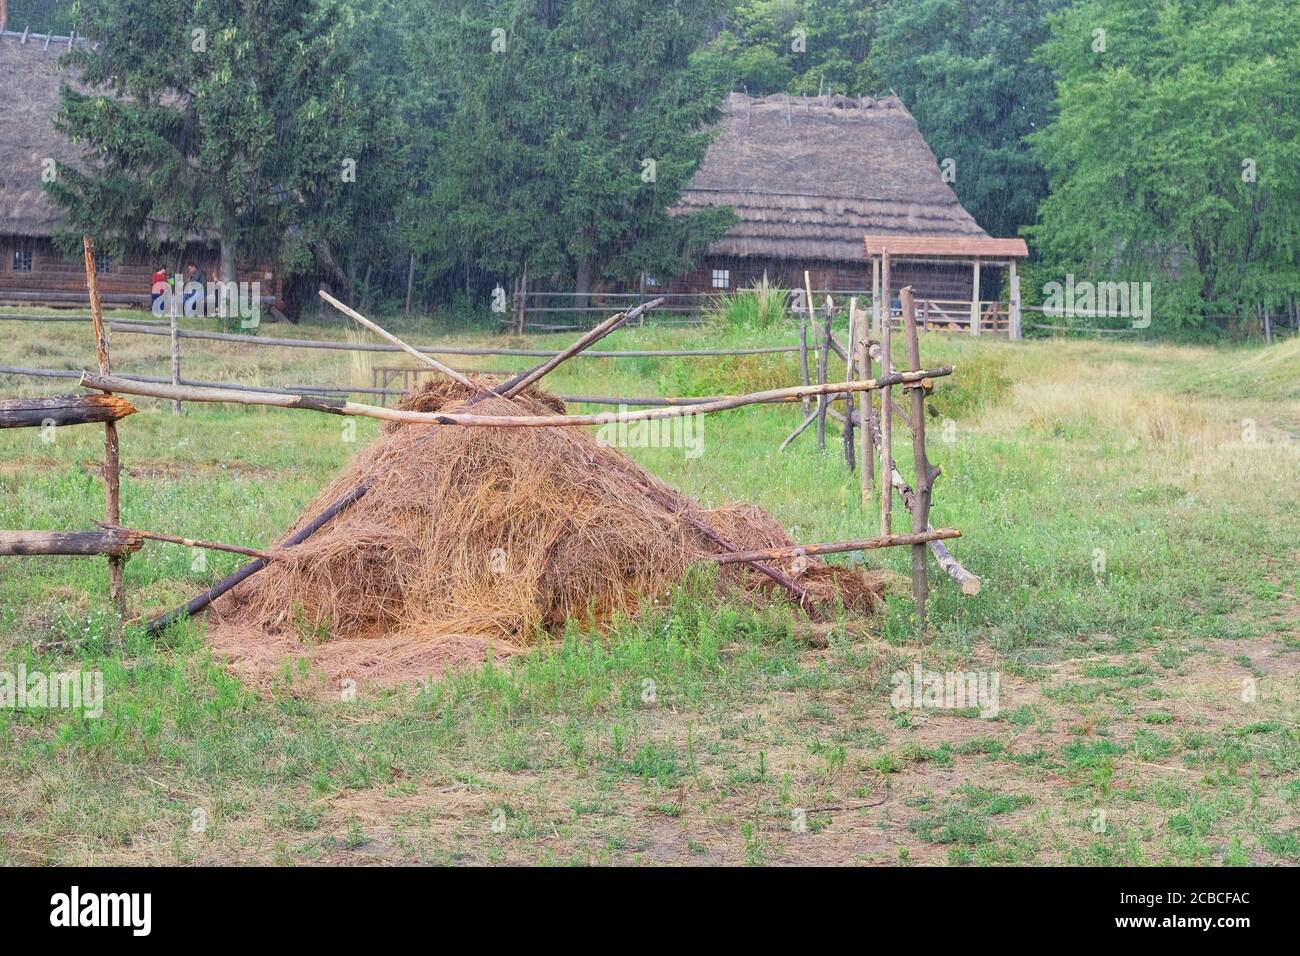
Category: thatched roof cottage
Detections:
[
  {"x1": 671, "y1": 93, "x2": 1027, "y2": 332},
  {"x1": 0, "y1": 29, "x2": 274, "y2": 307}
]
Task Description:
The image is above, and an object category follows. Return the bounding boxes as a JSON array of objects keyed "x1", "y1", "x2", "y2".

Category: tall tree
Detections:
[
  {"x1": 697, "y1": 0, "x2": 889, "y2": 98},
  {"x1": 873, "y1": 0, "x2": 1064, "y2": 240},
  {"x1": 402, "y1": 0, "x2": 736, "y2": 301},
  {"x1": 1028, "y1": 0, "x2": 1300, "y2": 330},
  {"x1": 48, "y1": 0, "x2": 398, "y2": 317}
]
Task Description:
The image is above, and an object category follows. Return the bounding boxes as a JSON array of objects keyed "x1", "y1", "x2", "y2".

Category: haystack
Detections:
[{"x1": 206, "y1": 378, "x2": 887, "y2": 688}]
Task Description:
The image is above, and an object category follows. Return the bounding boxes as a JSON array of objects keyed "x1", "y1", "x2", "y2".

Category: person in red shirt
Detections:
[{"x1": 150, "y1": 267, "x2": 169, "y2": 315}]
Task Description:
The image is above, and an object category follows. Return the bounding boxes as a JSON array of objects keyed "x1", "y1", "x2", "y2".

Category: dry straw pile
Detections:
[{"x1": 208, "y1": 378, "x2": 887, "y2": 688}]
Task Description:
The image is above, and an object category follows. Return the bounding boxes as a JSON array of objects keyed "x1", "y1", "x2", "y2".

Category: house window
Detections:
[
  {"x1": 12, "y1": 249, "x2": 34, "y2": 272},
  {"x1": 711, "y1": 269, "x2": 730, "y2": 289},
  {"x1": 95, "y1": 253, "x2": 112, "y2": 274},
  {"x1": 644, "y1": 275, "x2": 659, "y2": 287}
]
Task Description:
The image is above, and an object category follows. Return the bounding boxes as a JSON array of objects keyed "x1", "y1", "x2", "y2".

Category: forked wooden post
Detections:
[
  {"x1": 900, "y1": 286, "x2": 931, "y2": 630},
  {"x1": 83, "y1": 234, "x2": 128, "y2": 628}
]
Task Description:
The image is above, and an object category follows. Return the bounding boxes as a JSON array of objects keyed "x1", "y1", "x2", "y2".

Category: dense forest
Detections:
[{"x1": 9, "y1": 0, "x2": 1299, "y2": 335}]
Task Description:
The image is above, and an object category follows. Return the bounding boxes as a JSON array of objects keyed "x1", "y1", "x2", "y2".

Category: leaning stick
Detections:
[
  {"x1": 81, "y1": 369, "x2": 953, "y2": 429},
  {"x1": 713, "y1": 529, "x2": 960, "y2": 564},
  {"x1": 484, "y1": 297, "x2": 665, "y2": 401},
  {"x1": 319, "y1": 290, "x2": 480, "y2": 391},
  {"x1": 83, "y1": 234, "x2": 127, "y2": 627},
  {"x1": 861, "y1": 404, "x2": 979, "y2": 595},
  {"x1": 145, "y1": 479, "x2": 373, "y2": 635},
  {"x1": 595, "y1": 451, "x2": 813, "y2": 609},
  {"x1": 99, "y1": 523, "x2": 278, "y2": 562}
]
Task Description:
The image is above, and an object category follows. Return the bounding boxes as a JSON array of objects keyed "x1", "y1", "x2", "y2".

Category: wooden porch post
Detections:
[
  {"x1": 871, "y1": 256, "x2": 882, "y2": 336},
  {"x1": 969, "y1": 260, "x2": 981, "y2": 336},
  {"x1": 1009, "y1": 260, "x2": 1022, "y2": 340},
  {"x1": 881, "y1": 252, "x2": 892, "y2": 335}
]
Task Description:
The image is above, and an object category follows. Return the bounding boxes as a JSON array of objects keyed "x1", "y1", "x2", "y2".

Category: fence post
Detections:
[
  {"x1": 871, "y1": 256, "x2": 882, "y2": 336},
  {"x1": 1009, "y1": 261, "x2": 1022, "y2": 340},
  {"x1": 82, "y1": 234, "x2": 128, "y2": 631},
  {"x1": 901, "y1": 285, "x2": 931, "y2": 631},
  {"x1": 881, "y1": 311, "x2": 893, "y2": 536},
  {"x1": 969, "y1": 260, "x2": 981, "y2": 336},
  {"x1": 169, "y1": 303, "x2": 182, "y2": 415}
]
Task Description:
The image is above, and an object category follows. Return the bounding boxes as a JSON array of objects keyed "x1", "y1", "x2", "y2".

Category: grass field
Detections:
[{"x1": 1, "y1": 309, "x2": 1298, "y2": 865}]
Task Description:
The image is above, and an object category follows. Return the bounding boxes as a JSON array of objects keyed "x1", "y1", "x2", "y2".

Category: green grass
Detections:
[{"x1": 1, "y1": 312, "x2": 1297, "y2": 865}]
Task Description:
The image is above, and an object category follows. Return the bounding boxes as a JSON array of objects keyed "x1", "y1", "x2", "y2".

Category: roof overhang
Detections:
[{"x1": 863, "y1": 235, "x2": 1029, "y2": 259}]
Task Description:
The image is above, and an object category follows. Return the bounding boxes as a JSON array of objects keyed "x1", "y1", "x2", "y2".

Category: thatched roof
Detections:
[
  {"x1": 676, "y1": 92, "x2": 989, "y2": 263},
  {"x1": 0, "y1": 30, "x2": 89, "y2": 238}
]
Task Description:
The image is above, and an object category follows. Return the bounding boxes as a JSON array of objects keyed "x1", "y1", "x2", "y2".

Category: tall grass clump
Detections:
[{"x1": 705, "y1": 279, "x2": 790, "y2": 332}]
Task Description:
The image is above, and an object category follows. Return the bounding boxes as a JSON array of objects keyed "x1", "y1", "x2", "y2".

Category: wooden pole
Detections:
[
  {"x1": 871, "y1": 256, "x2": 882, "y2": 337},
  {"x1": 843, "y1": 298, "x2": 856, "y2": 472},
  {"x1": 816, "y1": 294, "x2": 832, "y2": 450},
  {"x1": 169, "y1": 296, "x2": 181, "y2": 415},
  {"x1": 969, "y1": 261, "x2": 981, "y2": 336},
  {"x1": 713, "y1": 529, "x2": 960, "y2": 565},
  {"x1": 83, "y1": 234, "x2": 127, "y2": 627},
  {"x1": 901, "y1": 286, "x2": 931, "y2": 629},
  {"x1": 860, "y1": 398, "x2": 979, "y2": 596},
  {"x1": 853, "y1": 297, "x2": 873, "y2": 496},
  {"x1": 0, "y1": 529, "x2": 144, "y2": 557},
  {"x1": 1008, "y1": 260, "x2": 1022, "y2": 340},
  {"x1": 639, "y1": 480, "x2": 812, "y2": 609},
  {"x1": 801, "y1": 270, "x2": 814, "y2": 414},
  {"x1": 0, "y1": 394, "x2": 136, "y2": 429},
  {"x1": 319, "y1": 290, "x2": 482, "y2": 391},
  {"x1": 99, "y1": 523, "x2": 277, "y2": 561},
  {"x1": 145, "y1": 478, "x2": 375, "y2": 636},
  {"x1": 82, "y1": 368, "x2": 955, "y2": 430},
  {"x1": 880, "y1": 310, "x2": 894, "y2": 537},
  {"x1": 482, "y1": 297, "x2": 664, "y2": 403},
  {"x1": 881, "y1": 252, "x2": 892, "y2": 337}
]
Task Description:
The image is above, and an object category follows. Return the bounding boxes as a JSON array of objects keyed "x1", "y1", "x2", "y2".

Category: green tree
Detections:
[
  {"x1": 698, "y1": 0, "x2": 889, "y2": 97},
  {"x1": 873, "y1": 0, "x2": 1064, "y2": 240},
  {"x1": 399, "y1": 0, "x2": 735, "y2": 302},
  {"x1": 48, "y1": 0, "x2": 398, "y2": 318},
  {"x1": 1028, "y1": 0, "x2": 1300, "y2": 332}
]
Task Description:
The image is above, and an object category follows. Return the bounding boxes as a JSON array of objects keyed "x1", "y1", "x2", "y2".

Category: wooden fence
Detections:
[{"x1": 1, "y1": 264, "x2": 977, "y2": 642}]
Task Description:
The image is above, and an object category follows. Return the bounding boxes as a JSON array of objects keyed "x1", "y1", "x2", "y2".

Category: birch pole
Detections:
[{"x1": 83, "y1": 235, "x2": 127, "y2": 628}]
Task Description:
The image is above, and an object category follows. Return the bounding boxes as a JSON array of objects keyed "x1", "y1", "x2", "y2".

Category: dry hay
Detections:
[{"x1": 206, "y1": 377, "x2": 889, "y2": 690}]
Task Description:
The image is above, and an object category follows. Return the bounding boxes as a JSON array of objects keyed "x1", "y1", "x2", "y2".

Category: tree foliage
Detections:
[
  {"x1": 396, "y1": 0, "x2": 735, "y2": 296},
  {"x1": 49, "y1": 0, "x2": 399, "y2": 306},
  {"x1": 874, "y1": 0, "x2": 1064, "y2": 240},
  {"x1": 1027, "y1": 0, "x2": 1300, "y2": 328}
]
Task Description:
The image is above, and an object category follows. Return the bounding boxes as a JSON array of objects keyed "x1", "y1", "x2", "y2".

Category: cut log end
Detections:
[
  {"x1": 0, "y1": 393, "x2": 137, "y2": 429},
  {"x1": 961, "y1": 576, "x2": 981, "y2": 597}
]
